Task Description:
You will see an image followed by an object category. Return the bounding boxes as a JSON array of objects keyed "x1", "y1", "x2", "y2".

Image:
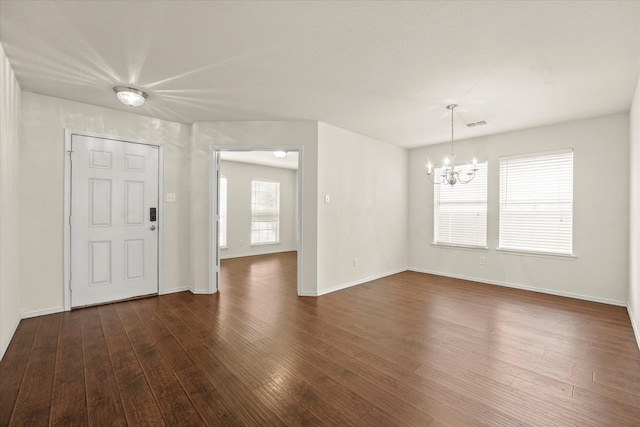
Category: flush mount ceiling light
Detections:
[
  {"x1": 426, "y1": 104, "x2": 478, "y2": 187},
  {"x1": 273, "y1": 151, "x2": 287, "y2": 158},
  {"x1": 113, "y1": 86, "x2": 148, "y2": 107}
]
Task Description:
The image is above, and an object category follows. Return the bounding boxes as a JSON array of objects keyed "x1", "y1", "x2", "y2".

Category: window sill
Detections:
[
  {"x1": 250, "y1": 242, "x2": 280, "y2": 247},
  {"x1": 431, "y1": 243, "x2": 488, "y2": 252},
  {"x1": 496, "y1": 248, "x2": 576, "y2": 260}
]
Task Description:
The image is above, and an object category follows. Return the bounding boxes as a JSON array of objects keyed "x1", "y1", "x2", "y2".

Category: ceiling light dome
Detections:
[{"x1": 113, "y1": 86, "x2": 148, "y2": 107}]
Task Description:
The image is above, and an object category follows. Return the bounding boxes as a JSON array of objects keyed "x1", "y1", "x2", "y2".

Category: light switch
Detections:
[
  {"x1": 324, "y1": 194, "x2": 330, "y2": 204},
  {"x1": 166, "y1": 193, "x2": 176, "y2": 203}
]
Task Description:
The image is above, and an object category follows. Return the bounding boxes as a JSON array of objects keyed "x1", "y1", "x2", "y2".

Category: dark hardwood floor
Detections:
[{"x1": 1, "y1": 251, "x2": 640, "y2": 426}]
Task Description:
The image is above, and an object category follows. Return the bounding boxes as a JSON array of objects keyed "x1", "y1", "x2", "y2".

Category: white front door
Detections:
[{"x1": 70, "y1": 135, "x2": 159, "y2": 307}]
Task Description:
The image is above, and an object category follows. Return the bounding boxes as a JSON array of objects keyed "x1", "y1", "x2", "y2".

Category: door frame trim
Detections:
[
  {"x1": 210, "y1": 146, "x2": 303, "y2": 296},
  {"x1": 63, "y1": 130, "x2": 164, "y2": 310}
]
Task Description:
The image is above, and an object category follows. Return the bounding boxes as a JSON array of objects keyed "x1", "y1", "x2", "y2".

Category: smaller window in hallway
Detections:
[
  {"x1": 219, "y1": 175, "x2": 228, "y2": 247},
  {"x1": 251, "y1": 180, "x2": 280, "y2": 245}
]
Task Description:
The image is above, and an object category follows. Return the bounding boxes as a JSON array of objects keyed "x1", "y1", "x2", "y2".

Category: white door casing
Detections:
[
  {"x1": 213, "y1": 151, "x2": 221, "y2": 292},
  {"x1": 70, "y1": 135, "x2": 159, "y2": 307}
]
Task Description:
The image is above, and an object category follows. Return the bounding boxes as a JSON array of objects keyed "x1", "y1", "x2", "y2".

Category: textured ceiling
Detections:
[
  {"x1": 0, "y1": 0, "x2": 638, "y2": 148},
  {"x1": 220, "y1": 150, "x2": 299, "y2": 170}
]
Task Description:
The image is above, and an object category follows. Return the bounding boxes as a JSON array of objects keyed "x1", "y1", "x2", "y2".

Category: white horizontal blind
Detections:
[
  {"x1": 251, "y1": 180, "x2": 280, "y2": 244},
  {"x1": 219, "y1": 175, "x2": 227, "y2": 247},
  {"x1": 499, "y1": 149, "x2": 573, "y2": 255},
  {"x1": 434, "y1": 161, "x2": 488, "y2": 247}
]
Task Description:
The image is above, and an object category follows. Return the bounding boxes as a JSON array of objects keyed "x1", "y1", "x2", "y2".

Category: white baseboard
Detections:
[
  {"x1": 220, "y1": 248, "x2": 297, "y2": 260},
  {"x1": 316, "y1": 268, "x2": 408, "y2": 297},
  {"x1": 190, "y1": 288, "x2": 216, "y2": 295},
  {"x1": 298, "y1": 290, "x2": 319, "y2": 297},
  {"x1": 0, "y1": 315, "x2": 21, "y2": 361},
  {"x1": 161, "y1": 286, "x2": 190, "y2": 295},
  {"x1": 21, "y1": 306, "x2": 65, "y2": 319},
  {"x1": 628, "y1": 306, "x2": 640, "y2": 352},
  {"x1": 408, "y1": 267, "x2": 627, "y2": 307}
]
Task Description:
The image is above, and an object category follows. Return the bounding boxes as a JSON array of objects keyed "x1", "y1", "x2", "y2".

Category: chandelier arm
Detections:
[
  {"x1": 426, "y1": 172, "x2": 445, "y2": 185},
  {"x1": 456, "y1": 169, "x2": 477, "y2": 184}
]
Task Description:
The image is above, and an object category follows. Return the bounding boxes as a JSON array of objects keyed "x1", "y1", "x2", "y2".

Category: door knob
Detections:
[{"x1": 150, "y1": 225, "x2": 156, "y2": 231}]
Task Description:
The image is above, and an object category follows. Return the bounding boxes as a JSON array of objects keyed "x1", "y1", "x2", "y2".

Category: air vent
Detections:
[{"x1": 465, "y1": 120, "x2": 488, "y2": 128}]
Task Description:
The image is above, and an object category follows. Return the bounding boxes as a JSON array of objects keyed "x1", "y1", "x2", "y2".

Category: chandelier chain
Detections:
[
  {"x1": 426, "y1": 103, "x2": 478, "y2": 187},
  {"x1": 450, "y1": 104, "x2": 455, "y2": 156}
]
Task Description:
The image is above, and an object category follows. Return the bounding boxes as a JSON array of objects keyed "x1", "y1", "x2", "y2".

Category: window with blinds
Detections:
[
  {"x1": 251, "y1": 180, "x2": 280, "y2": 245},
  {"x1": 434, "y1": 161, "x2": 488, "y2": 247},
  {"x1": 499, "y1": 149, "x2": 573, "y2": 255},
  {"x1": 219, "y1": 175, "x2": 228, "y2": 247}
]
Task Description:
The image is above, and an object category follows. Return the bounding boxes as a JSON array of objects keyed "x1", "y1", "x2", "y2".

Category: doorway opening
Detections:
[{"x1": 210, "y1": 147, "x2": 303, "y2": 295}]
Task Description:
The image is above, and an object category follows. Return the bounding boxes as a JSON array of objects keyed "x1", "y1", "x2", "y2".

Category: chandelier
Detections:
[{"x1": 426, "y1": 104, "x2": 478, "y2": 186}]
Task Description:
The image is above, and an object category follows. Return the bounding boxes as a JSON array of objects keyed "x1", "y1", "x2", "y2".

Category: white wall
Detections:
[
  {"x1": 409, "y1": 114, "x2": 630, "y2": 305},
  {"x1": 220, "y1": 160, "x2": 298, "y2": 258},
  {"x1": 629, "y1": 76, "x2": 640, "y2": 348},
  {"x1": 0, "y1": 43, "x2": 21, "y2": 358},
  {"x1": 190, "y1": 121, "x2": 318, "y2": 295},
  {"x1": 19, "y1": 92, "x2": 192, "y2": 315},
  {"x1": 317, "y1": 122, "x2": 408, "y2": 294},
  {"x1": 8, "y1": 88, "x2": 636, "y2": 353}
]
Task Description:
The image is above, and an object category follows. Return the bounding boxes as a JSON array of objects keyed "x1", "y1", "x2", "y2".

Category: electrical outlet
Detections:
[
  {"x1": 166, "y1": 193, "x2": 176, "y2": 203},
  {"x1": 353, "y1": 258, "x2": 358, "y2": 267},
  {"x1": 480, "y1": 256, "x2": 486, "y2": 266}
]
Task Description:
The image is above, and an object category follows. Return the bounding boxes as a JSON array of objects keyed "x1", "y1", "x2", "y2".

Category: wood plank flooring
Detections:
[{"x1": 1, "y1": 251, "x2": 640, "y2": 426}]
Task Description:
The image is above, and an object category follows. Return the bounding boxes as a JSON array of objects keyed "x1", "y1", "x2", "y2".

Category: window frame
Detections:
[
  {"x1": 218, "y1": 175, "x2": 228, "y2": 248},
  {"x1": 433, "y1": 161, "x2": 488, "y2": 249},
  {"x1": 498, "y1": 149, "x2": 574, "y2": 257},
  {"x1": 250, "y1": 179, "x2": 280, "y2": 246}
]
